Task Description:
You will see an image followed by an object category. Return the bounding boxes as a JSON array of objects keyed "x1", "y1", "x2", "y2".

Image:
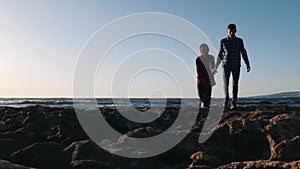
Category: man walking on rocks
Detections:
[{"x1": 215, "y1": 23, "x2": 251, "y2": 110}]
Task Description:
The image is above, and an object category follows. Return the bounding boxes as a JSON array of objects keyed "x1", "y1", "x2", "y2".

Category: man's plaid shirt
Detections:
[{"x1": 217, "y1": 36, "x2": 250, "y2": 69}]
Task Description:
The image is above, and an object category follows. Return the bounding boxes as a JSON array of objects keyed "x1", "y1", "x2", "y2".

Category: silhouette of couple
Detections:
[{"x1": 196, "y1": 24, "x2": 251, "y2": 110}]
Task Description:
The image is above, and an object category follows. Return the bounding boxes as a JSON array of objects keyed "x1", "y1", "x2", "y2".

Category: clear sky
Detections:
[{"x1": 0, "y1": 0, "x2": 299, "y2": 98}]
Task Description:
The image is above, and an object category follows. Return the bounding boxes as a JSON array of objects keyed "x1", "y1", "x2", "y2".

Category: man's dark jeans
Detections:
[{"x1": 223, "y1": 67, "x2": 240, "y2": 105}]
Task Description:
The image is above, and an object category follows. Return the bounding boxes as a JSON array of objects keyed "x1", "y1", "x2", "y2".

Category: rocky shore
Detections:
[{"x1": 0, "y1": 105, "x2": 299, "y2": 169}]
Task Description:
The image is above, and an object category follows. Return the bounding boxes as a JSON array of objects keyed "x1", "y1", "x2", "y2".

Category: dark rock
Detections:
[
  {"x1": 22, "y1": 112, "x2": 49, "y2": 135},
  {"x1": 188, "y1": 151, "x2": 217, "y2": 169},
  {"x1": 101, "y1": 108, "x2": 144, "y2": 134},
  {"x1": 40, "y1": 124, "x2": 76, "y2": 144},
  {"x1": 0, "y1": 139, "x2": 24, "y2": 159},
  {"x1": 72, "y1": 160, "x2": 112, "y2": 169},
  {"x1": 189, "y1": 110, "x2": 274, "y2": 168},
  {"x1": 1, "y1": 105, "x2": 300, "y2": 169},
  {"x1": 10, "y1": 142, "x2": 71, "y2": 169},
  {"x1": 265, "y1": 113, "x2": 300, "y2": 161},
  {"x1": 215, "y1": 160, "x2": 300, "y2": 169},
  {"x1": 42, "y1": 124, "x2": 65, "y2": 142},
  {"x1": 64, "y1": 140, "x2": 118, "y2": 168},
  {"x1": 0, "y1": 110, "x2": 28, "y2": 131},
  {"x1": 0, "y1": 129, "x2": 37, "y2": 152},
  {"x1": 270, "y1": 136, "x2": 300, "y2": 161},
  {"x1": 228, "y1": 119, "x2": 270, "y2": 160},
  {"x1": 118, "y1": 158, "x2": 171, "y2": 169},
  {"x1": 0, "y1": 159, "x2": 35, "y2": 169},
  {"x1": 119, "y1": 127, "x2": 161, "y2": 140},
  {"x1": 265, "y1": 113, "x2": 300, "y2": 144},
  {"x1": 64, "y1": 139, "x2": 176, "y2": 169},
  {"x1": 2, "y1": 118, "x2": 23, "y2": 131},
  {"x1": 60, "y1": 130, "x2": 89, "y2": 147}
]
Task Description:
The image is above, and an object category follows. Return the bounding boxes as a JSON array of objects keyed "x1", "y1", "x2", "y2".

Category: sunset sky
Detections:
[{"x1": 0, "y1": 1, "x2": 299, "y2": 98}]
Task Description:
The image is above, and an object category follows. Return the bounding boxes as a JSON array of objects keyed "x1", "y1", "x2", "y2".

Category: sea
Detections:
[{"x1": 0, "y1": 92, "x2": 299, "y2": 109}]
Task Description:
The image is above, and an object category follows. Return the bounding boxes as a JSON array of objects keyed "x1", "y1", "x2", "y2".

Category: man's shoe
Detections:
[
  {"x1": 201, "y1": 102, "x2": 210, "y2": 109},
  {"x1": 201, "y1": 102, "x2": 205, "y2": 108},
  {"x1": 230, "y1": 104, "x2": 236, "y2": 110}
]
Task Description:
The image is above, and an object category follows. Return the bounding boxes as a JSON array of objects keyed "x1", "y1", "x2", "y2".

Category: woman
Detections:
[{"x1": 196, "y1": 43, "x2": 216, "y2": 109}]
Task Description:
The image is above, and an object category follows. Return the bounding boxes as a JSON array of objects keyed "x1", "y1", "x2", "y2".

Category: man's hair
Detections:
[{"x1": 227, "y1": 24, "x2": 236, "y2": 30}]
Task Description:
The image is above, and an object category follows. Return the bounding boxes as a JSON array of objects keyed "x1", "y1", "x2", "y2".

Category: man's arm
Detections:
[
  {"x1": 195, "y1": 58, "x2": 200, "y2": 83},
  {"x1": 240, "y1": 39, "x2": 251, "y2": 72}
]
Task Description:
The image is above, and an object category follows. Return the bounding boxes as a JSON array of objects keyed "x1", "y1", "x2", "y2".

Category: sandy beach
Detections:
[{"x1": 0, "y1": 101, "x2": 299, "y2": 169}]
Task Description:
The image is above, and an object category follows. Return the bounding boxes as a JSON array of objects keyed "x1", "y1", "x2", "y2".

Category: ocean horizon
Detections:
[{"x1": 0, "y1": 91, "x2": 299, "y2": 109}]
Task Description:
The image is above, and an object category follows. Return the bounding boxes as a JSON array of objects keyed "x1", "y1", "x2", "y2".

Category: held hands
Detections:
[{"x1": 212, "y1": 67, "x2": 218, "y2": 74}]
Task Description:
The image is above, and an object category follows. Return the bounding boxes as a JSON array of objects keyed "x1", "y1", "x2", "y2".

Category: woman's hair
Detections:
[{"x1": 199, "y1": 43, "x2": 209, "y2": 52}]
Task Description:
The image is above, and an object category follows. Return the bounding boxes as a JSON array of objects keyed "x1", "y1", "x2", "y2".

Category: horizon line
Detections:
[{"x1": 1, "y1": 91, "x2": 299, "y2": 99}]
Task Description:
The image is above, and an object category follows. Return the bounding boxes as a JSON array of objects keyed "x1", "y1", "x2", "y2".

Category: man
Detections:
[{"x1": 215, "y1": 24, "x2": 251, "y2": 110}]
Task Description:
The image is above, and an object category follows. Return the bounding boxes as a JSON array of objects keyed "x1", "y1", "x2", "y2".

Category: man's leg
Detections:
[
  {"x1": 231, "y1": 68, "x2": 241, "y2": 107},
  {"x1": 223, "y1": 68, "x2": 230, "y2": 106}
]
